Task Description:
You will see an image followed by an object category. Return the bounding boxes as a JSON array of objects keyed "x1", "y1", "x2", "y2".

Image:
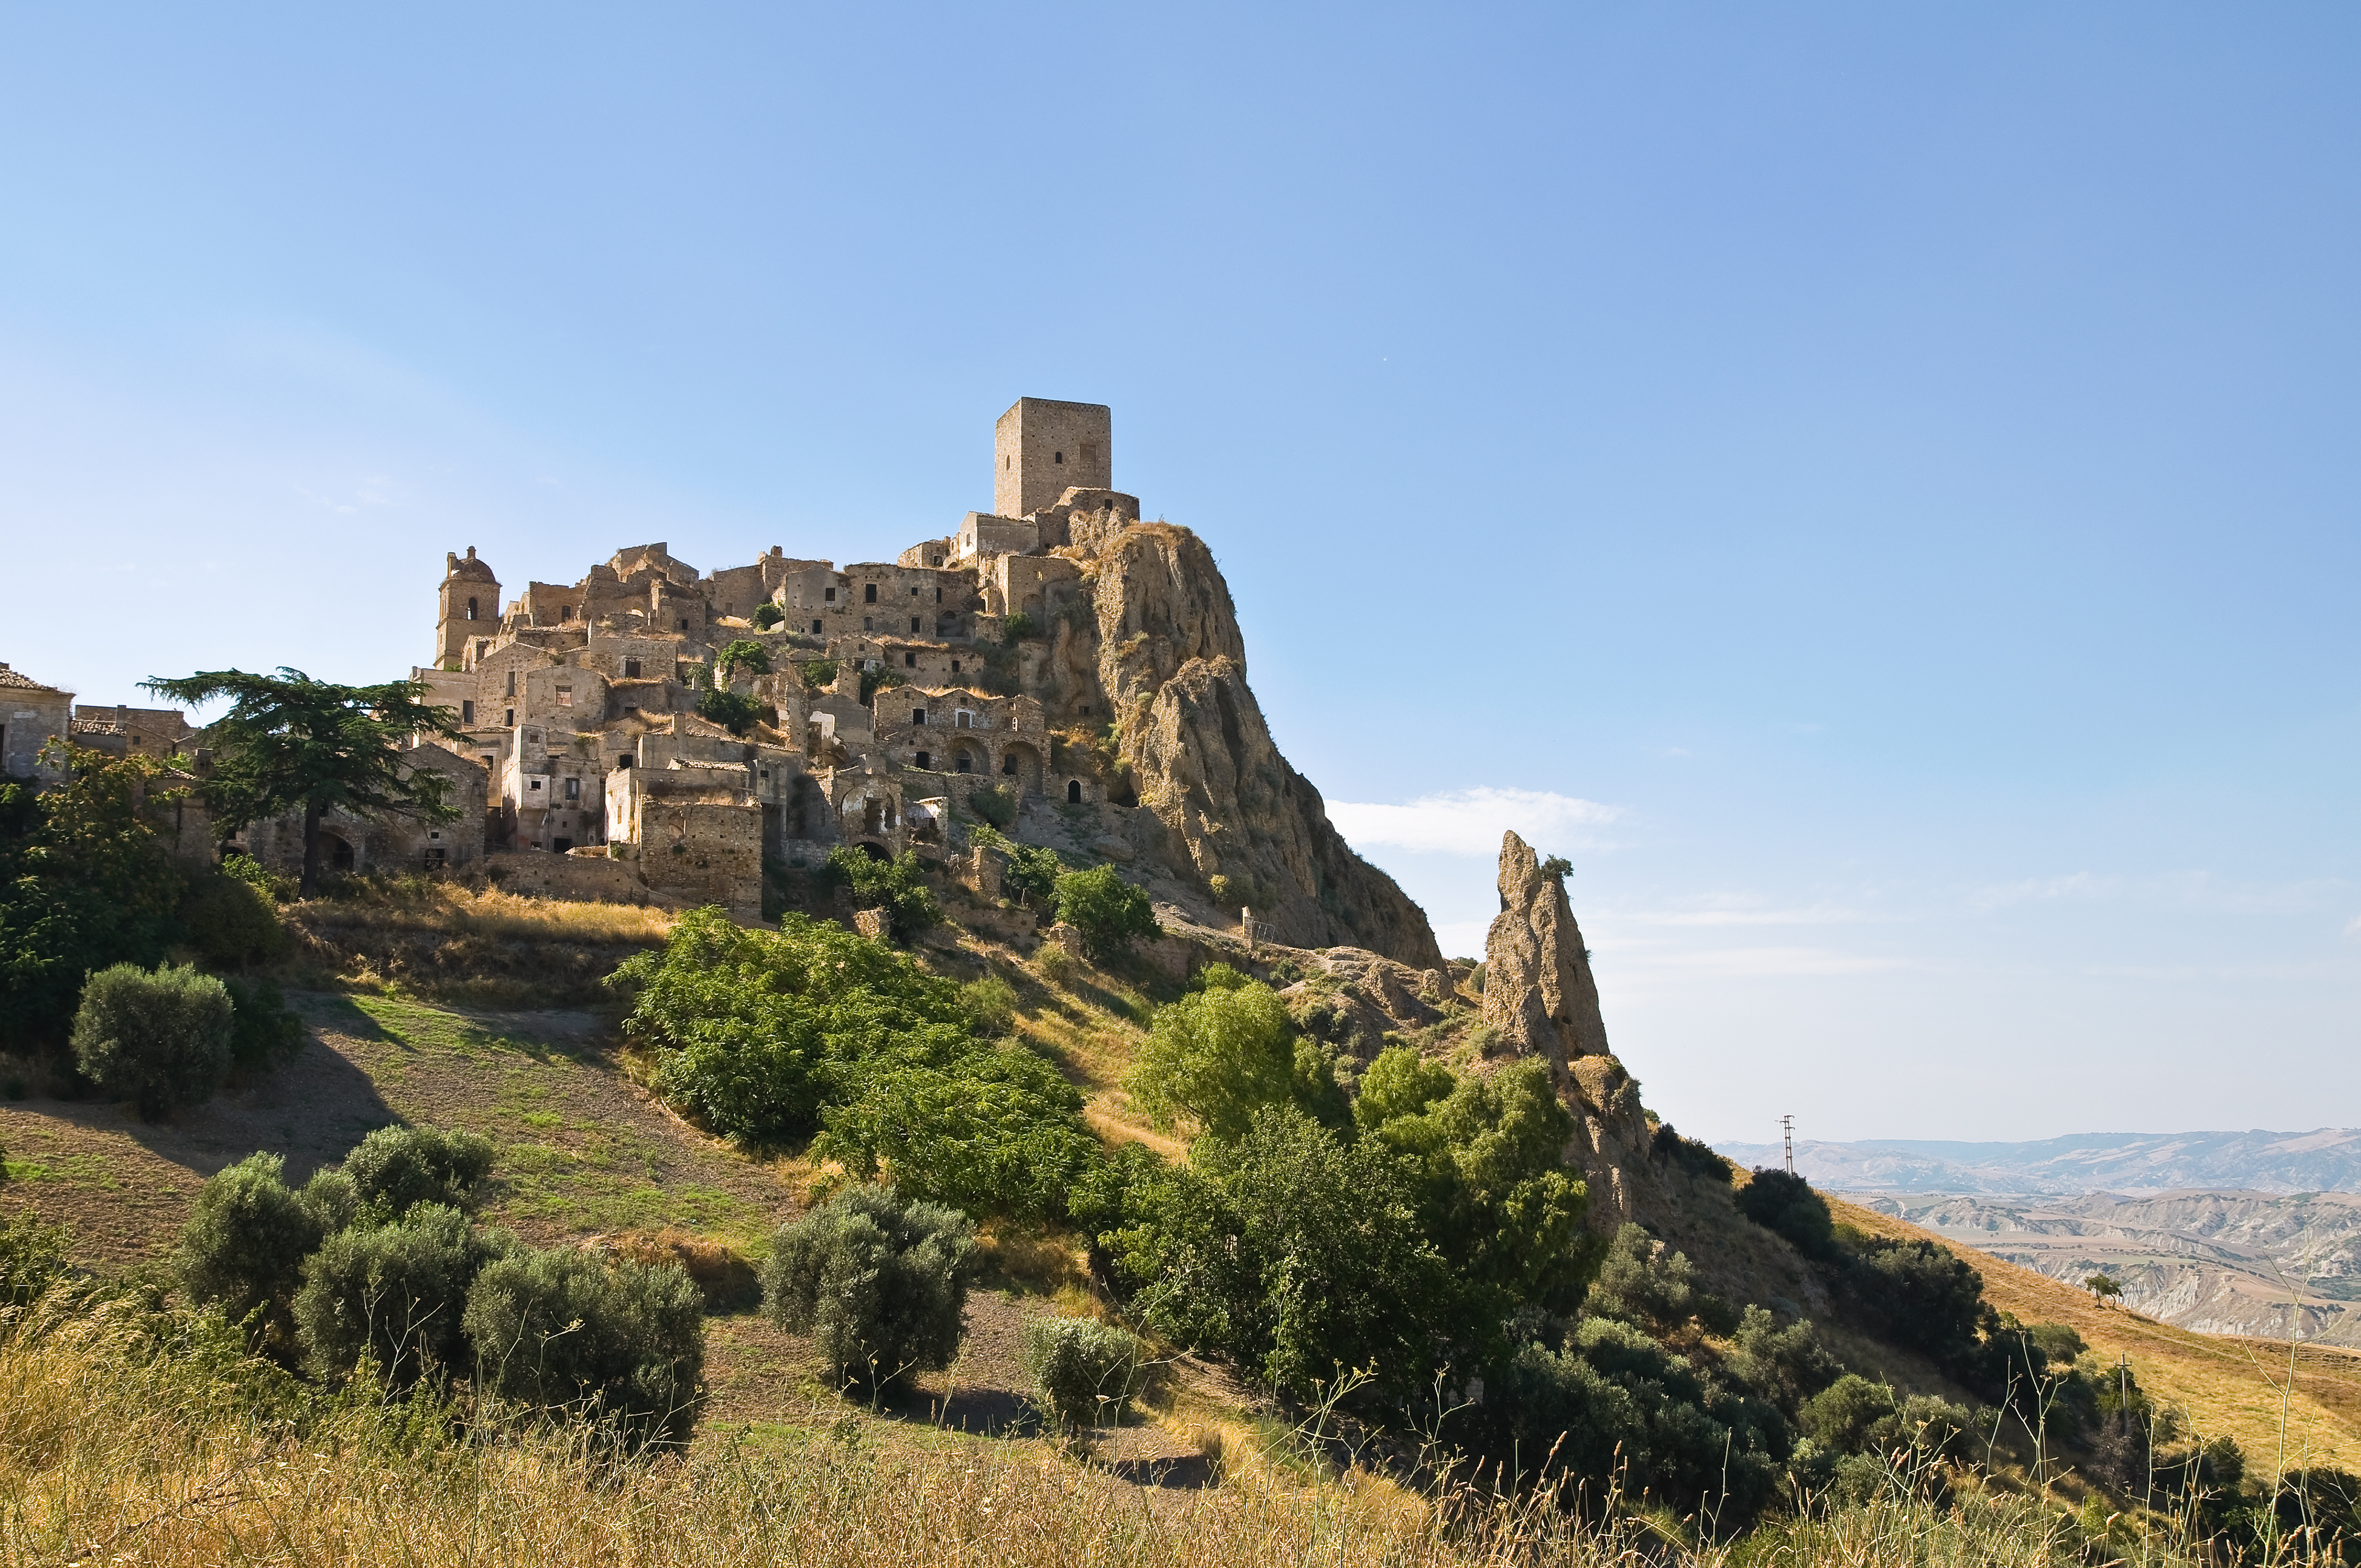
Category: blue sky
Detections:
[{"x1": 3, "y1": 5, "x2": 2354, "y2": 1142}]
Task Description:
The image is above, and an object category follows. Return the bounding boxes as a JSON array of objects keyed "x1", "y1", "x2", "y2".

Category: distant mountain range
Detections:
[{"x1": 1717, "y1": 1129, "x2": 2361, "y2": 1196}]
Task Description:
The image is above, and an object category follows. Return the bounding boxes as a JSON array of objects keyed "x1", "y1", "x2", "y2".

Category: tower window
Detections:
[
  {"x1": 825, "y1": 585, "x2": 836, "y2": 602},
  {"x1": 624, "y1": 657, "x2": 641, "y2": 679},
  {"x1": 935, "y1": 587, "x2": 943, "y2": 602},
  {"x1": 505, "y1": 708, "x2": 515, "y2": 726},
  {"x1": 1053, "y1": 450, "x2": 1064, "y2": 464},
  {"x1": 505, "y1": 671, "x2": 516, "y2": 698},
  {"x1": 864, "y1": 584, "x2": 877, "y2": 603},
  {"x1": 461, "y1": 700, "x2": 474, "y2": 724},
  {"x1": 466, "y1": 597, "x2": 478, "y2": 620}
]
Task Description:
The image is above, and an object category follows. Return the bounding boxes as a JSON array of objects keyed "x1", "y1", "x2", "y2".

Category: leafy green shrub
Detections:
[
  {"x1": 1736, "y1": 1167, "x2": 1835, "y2": 1256},
  {"x1": 800, "y1": 658, "x2": 838, "y2": 688},
  {"x1": 1053, "y1": 865, "x2": 1155, "y2": 960},
  {"x1": 1130, "y1": 979, "x2": 1314, "y2": 1141},
  {"x1": 967, "y1": 783, "x2": 1017, "y2": 830},
  {"x1": 814, "y1": 1047, "x2": 1095, "y2": 1222},
  {"x1": 464, "y1": 1246, "x2": 706, "y2": 1449},
  {"x1": 825, "y1": 846, "x2": 940, "y2": 940},
  {"x1": 1475, "y1": 1315, "x2": 1788, "y2": 1515},
  {"x1": 177, "y1": 1152, "x2": 324, "y2": 1354},
  {"x1": 0, "y1": 1213, "x2": 69, "y2": 1313},
  {"x1": 1845, "y1": 1234, "x2": 1989, "y2": 1374},
  {"x1": 714, "y1": 639, "x2": 771, "y2": 682},
  {"x1": 1034, "y1": 941, "x2": 1076, "y2": 984},
  {"x1": 857, "y1": 665, "x2": 905, "y2": 703},
  {"x1": 1022, "y1": 1316, "x2": 1146, "y2": 1429},
  {"x1": 751, "y1": 602, "x2": 784, "y2": 631},
  {"x1": 177, "y1": 868, "x2": 286, "y2": 964},
  {"x1": 1002, "y1": 612, "x2": 1037, "y2": 642},
  {"x1": 340, "y1": 1125, "x2": 498, "y2": 1223},
  {"x1": 295, "y1": 1203, "x2": 506, "y2": 1386},
  {"x1": 1001, "y1": 841, "x2": 1064, "y2": 906},
  {"x1": 1191, "y1": 962, "x2": 1249, "y2": 992},
  {"x1": 696, "y1": 687, "x2": 760, "y2": 735},
  {"x1": 1089, "y1": 1105, "x2": 1455, "y2": 1400},
  {"x1": 222, "y1": 852, "x2": 295, "y2": 902},
  {"x1": 1650, "y1": 1121, "x2": 1734, "y2": 1182},
  {"x1": 1725, "y1": 1305, "x2": 1841, "y2": 1409},
  {"x1": 762, "y1": 1185, "x2": 976, "y2": 1391},
  {"x1": 0, "y1": 749, "x2": 187, "y2": 1052},
  {"x1": 71, "y1": 962, "x2": 234, "y2": 1118},
  {"x1": 1356, "y1": 1053, "x2": 1595, "y2": 1319},
  {"x1": 1583, "y1": 1222, "x2": 1733, "y2": 1335},
  {"x1": 960, "y1": 975, "x2": 1016, "y2": 1036},
  {"x1": 224, "y1": 976, "x2": 305, "y2": 1073},
  {"x1": 1800, "y1": 1374, "x2": 1974, "y2": 1460}
]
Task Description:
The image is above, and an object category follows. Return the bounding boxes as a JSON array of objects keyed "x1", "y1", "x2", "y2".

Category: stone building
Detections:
[
  {"x1": 0, "y1": 664, "x2": 75, "y2": 783},
  {"x1": 395, "y1": 396, "x2": 1145, "y2": 916}
]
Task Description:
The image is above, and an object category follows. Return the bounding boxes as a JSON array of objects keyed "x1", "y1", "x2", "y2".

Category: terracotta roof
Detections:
[{"x1": 0, "y1": 664, "x2": 64, "y2": 692}]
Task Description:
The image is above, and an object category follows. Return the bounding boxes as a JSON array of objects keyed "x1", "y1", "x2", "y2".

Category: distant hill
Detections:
[{"x1": 1720, "y1": 1129, "x2": 2361, "y2": 1196}]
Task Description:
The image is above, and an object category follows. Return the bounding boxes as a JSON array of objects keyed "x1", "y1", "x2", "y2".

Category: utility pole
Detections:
[{"x1": 1780, "y1": 1115, "x2": 1795, "y2": 1175}]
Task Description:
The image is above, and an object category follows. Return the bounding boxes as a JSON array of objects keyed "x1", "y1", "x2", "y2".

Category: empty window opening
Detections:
[
  {"x1": 616, "y1": 756, "x2": 631, "y2": 769},
  {"x1": 910, "y1": 616, "x2": 921, "y2": 633},
  {"x1": 530, "y1": 779, "x2": 543, "y2": 792},
  {"x1": 505, "y1": 708, "x2": 515, "y2": 726},
  {"x1": 565, "y1": 777, "x2": 580, "y2": 800},
  {"x1": 466, "y1": 597, "x2": 479, "y2": 620},
  {"x1": 911, "y1": 708, "x2": 927, "y2": 725},
  {"x1": 825, "y1": 585, "x2": 837, "y2": 602},
  {"x1": 461, "y1": 700, "x2": 474, "y2": 724},
  {"x1": 864, "y1": 584, "x2": 877, "y2": 603},
  {"x1": 1053, "y1": 450, "x2": 1064, "y2": 464},
  {"x1": 955, "y1": 753, "x2": 973, "y2": 774},
  {"x1": 950, "y1": 659, "x2": 961, "y2": 674},
  {"x1": 1067, "y1": 779, "x2": 1083, "y2": 803},
  {"x1": 1004, "y1": 455, "x2": 1010, "y2": 469},
  {"x1": 554, "y1": 837, "x2": 572, "y2": 852},
  {"x1": 624, "y1": 657, "x2": 641, "y2": 679},
  {"x1": 1001, "y1": 755, "x2": 1017, "y2": 776},
  {"x1": 909, "y1": 585, "x2": 919, "y2": 596},
  {"x1": 559, "y1": 605, "x2": 573, "y2": 621},
  {"x1": 1078, "y1": 703, "x2": 1090, "y2": 716},
  {"x1": 915, "y1": 750, "x2": 930, "y2": 769},
  {"x1": 811, "y1": 619, "x2": 823, "y2": 634},
  {"x1": 677, "y1": 618, "x2": 688, "y2": 631},
  {"x1": 935, "y1": 587, "x2": 943, "y2": 603},
  {"x1": 429, "y1": 829, "x2": 441, "y2": 840},
  {"x1": 862, "y1": 616, "x2": 873, "y2": 631},
  {"x1": 480, "y1": 755, "x2": 496, "y2": 770},
  {"x1": 904, "y1": 652, "x2": 916, "y2": 668},
  {"x1": 505, "y1": 671, "x2": 517, "y2": 698}
]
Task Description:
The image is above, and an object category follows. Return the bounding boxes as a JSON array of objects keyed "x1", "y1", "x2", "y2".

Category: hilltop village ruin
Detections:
[{"x1": 4, "y1": 399, "x2": 1444, "y2": 966}]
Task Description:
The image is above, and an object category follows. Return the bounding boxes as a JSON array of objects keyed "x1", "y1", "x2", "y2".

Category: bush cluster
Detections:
[
  {"x1": 762, "y1": 1184, "x2": 976, "y2": 1390},
  {"x1": 1022, "y1": 1315, "x2": 1146, "y2": 1430},
  {"x1": 176, "y1": 1125, "x2": 702, "y2": 1449},
  {"x1": 1052, "y1": 865, "x2": 1155, "y2": 960},
  {"x1": 610, "y1": 909, "x2": 1093, "y2": 1220},
  {"x1": 71, "y1": 963, "x2": 235, "y2": 1119},
  {"x1": 823, "y1": 846, "x2": 940, "y2": 940}
]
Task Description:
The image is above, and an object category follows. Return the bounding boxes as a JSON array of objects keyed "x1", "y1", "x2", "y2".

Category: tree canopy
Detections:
[{"x1": 142, "y1": 668, "x2": 466, "y2": 896}]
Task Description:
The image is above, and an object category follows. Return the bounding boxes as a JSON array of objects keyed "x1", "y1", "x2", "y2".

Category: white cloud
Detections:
[{"x1": 1328, "y1": 787, "x2": 1622, "y2": 858}]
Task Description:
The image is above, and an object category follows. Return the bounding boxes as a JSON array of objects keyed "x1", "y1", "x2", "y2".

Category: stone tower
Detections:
[
  {"x1": 435, "y1": 547, "x2": 502, "y2": 669},
  {"x1": 994, "y1": 398, "x2": 1111, "y2": 519}
]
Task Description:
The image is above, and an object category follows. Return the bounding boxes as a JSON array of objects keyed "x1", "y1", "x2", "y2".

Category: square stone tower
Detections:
[{"x1": 995, "y1": 398, "x2": 1111, "y2": 519}]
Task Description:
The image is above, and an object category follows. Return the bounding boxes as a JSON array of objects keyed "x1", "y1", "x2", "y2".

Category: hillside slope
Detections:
[{"x1": 1830, "y1": 1194, "x2": 2361, "y2": 1474}]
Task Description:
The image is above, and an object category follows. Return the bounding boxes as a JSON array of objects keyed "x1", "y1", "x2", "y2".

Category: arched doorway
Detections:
[
  {"x1": 325, "y1": 834, "x2": 357, "y2": 873},
  {"x1": 1066, "y1": 779, "x2": 1083, "y2": 804}
]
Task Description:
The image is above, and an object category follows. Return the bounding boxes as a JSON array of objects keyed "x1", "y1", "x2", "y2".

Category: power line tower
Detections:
[{"x1": 1780, "y1": 1115, "x2": 1796, "y2": 1175}]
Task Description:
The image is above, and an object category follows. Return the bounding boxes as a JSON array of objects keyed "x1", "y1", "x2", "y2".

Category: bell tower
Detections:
[{"x1": 435, "y1": 547, "x2": 502, "y2": 669}]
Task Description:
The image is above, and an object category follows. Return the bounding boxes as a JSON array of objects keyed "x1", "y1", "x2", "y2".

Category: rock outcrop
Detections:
[
  {"x1": 1087, "y1": 524, "x2": 1444, "y2": 969},
  {"x1": 1482, "y1": 830, "x2": 1659, "y2": 1230}
]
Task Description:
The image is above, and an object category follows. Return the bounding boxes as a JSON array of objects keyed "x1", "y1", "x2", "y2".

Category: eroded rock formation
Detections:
[
  {"x1": 1482, "y1": 829, "x2": 1659, "y2": 1230},
  {"x1": 1092, "y1": 524, "x2": 1444, "y2": 969}
]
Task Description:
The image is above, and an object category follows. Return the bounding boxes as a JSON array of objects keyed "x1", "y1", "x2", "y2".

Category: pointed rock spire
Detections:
[{"x1": 1481, "y1": 830, "x2": 1658, "y2": 1229}]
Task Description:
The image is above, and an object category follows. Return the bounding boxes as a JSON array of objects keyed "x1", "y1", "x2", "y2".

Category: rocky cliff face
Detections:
[
  {"x1": 1482, "y1": 830, "x2": 1661, "y2": 1231},
  {"x1": 1070, "y1": 523, "x2": 1443, "y2": 970}
]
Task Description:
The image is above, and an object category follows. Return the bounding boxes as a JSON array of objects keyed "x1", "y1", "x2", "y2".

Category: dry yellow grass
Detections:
[
  {"x1": 0, "y1": 1292, "x2": 2199, "y2": 1568},
  {"x1": 282, "y1": 881, "x2": 674, "y2": 1005},
  {"x1": 1829, "y1": 1196, "x2": 2361, "y2": 1475},
  {"x1": 293, "y1": 881, "x2": 676, "y2": 944}
]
